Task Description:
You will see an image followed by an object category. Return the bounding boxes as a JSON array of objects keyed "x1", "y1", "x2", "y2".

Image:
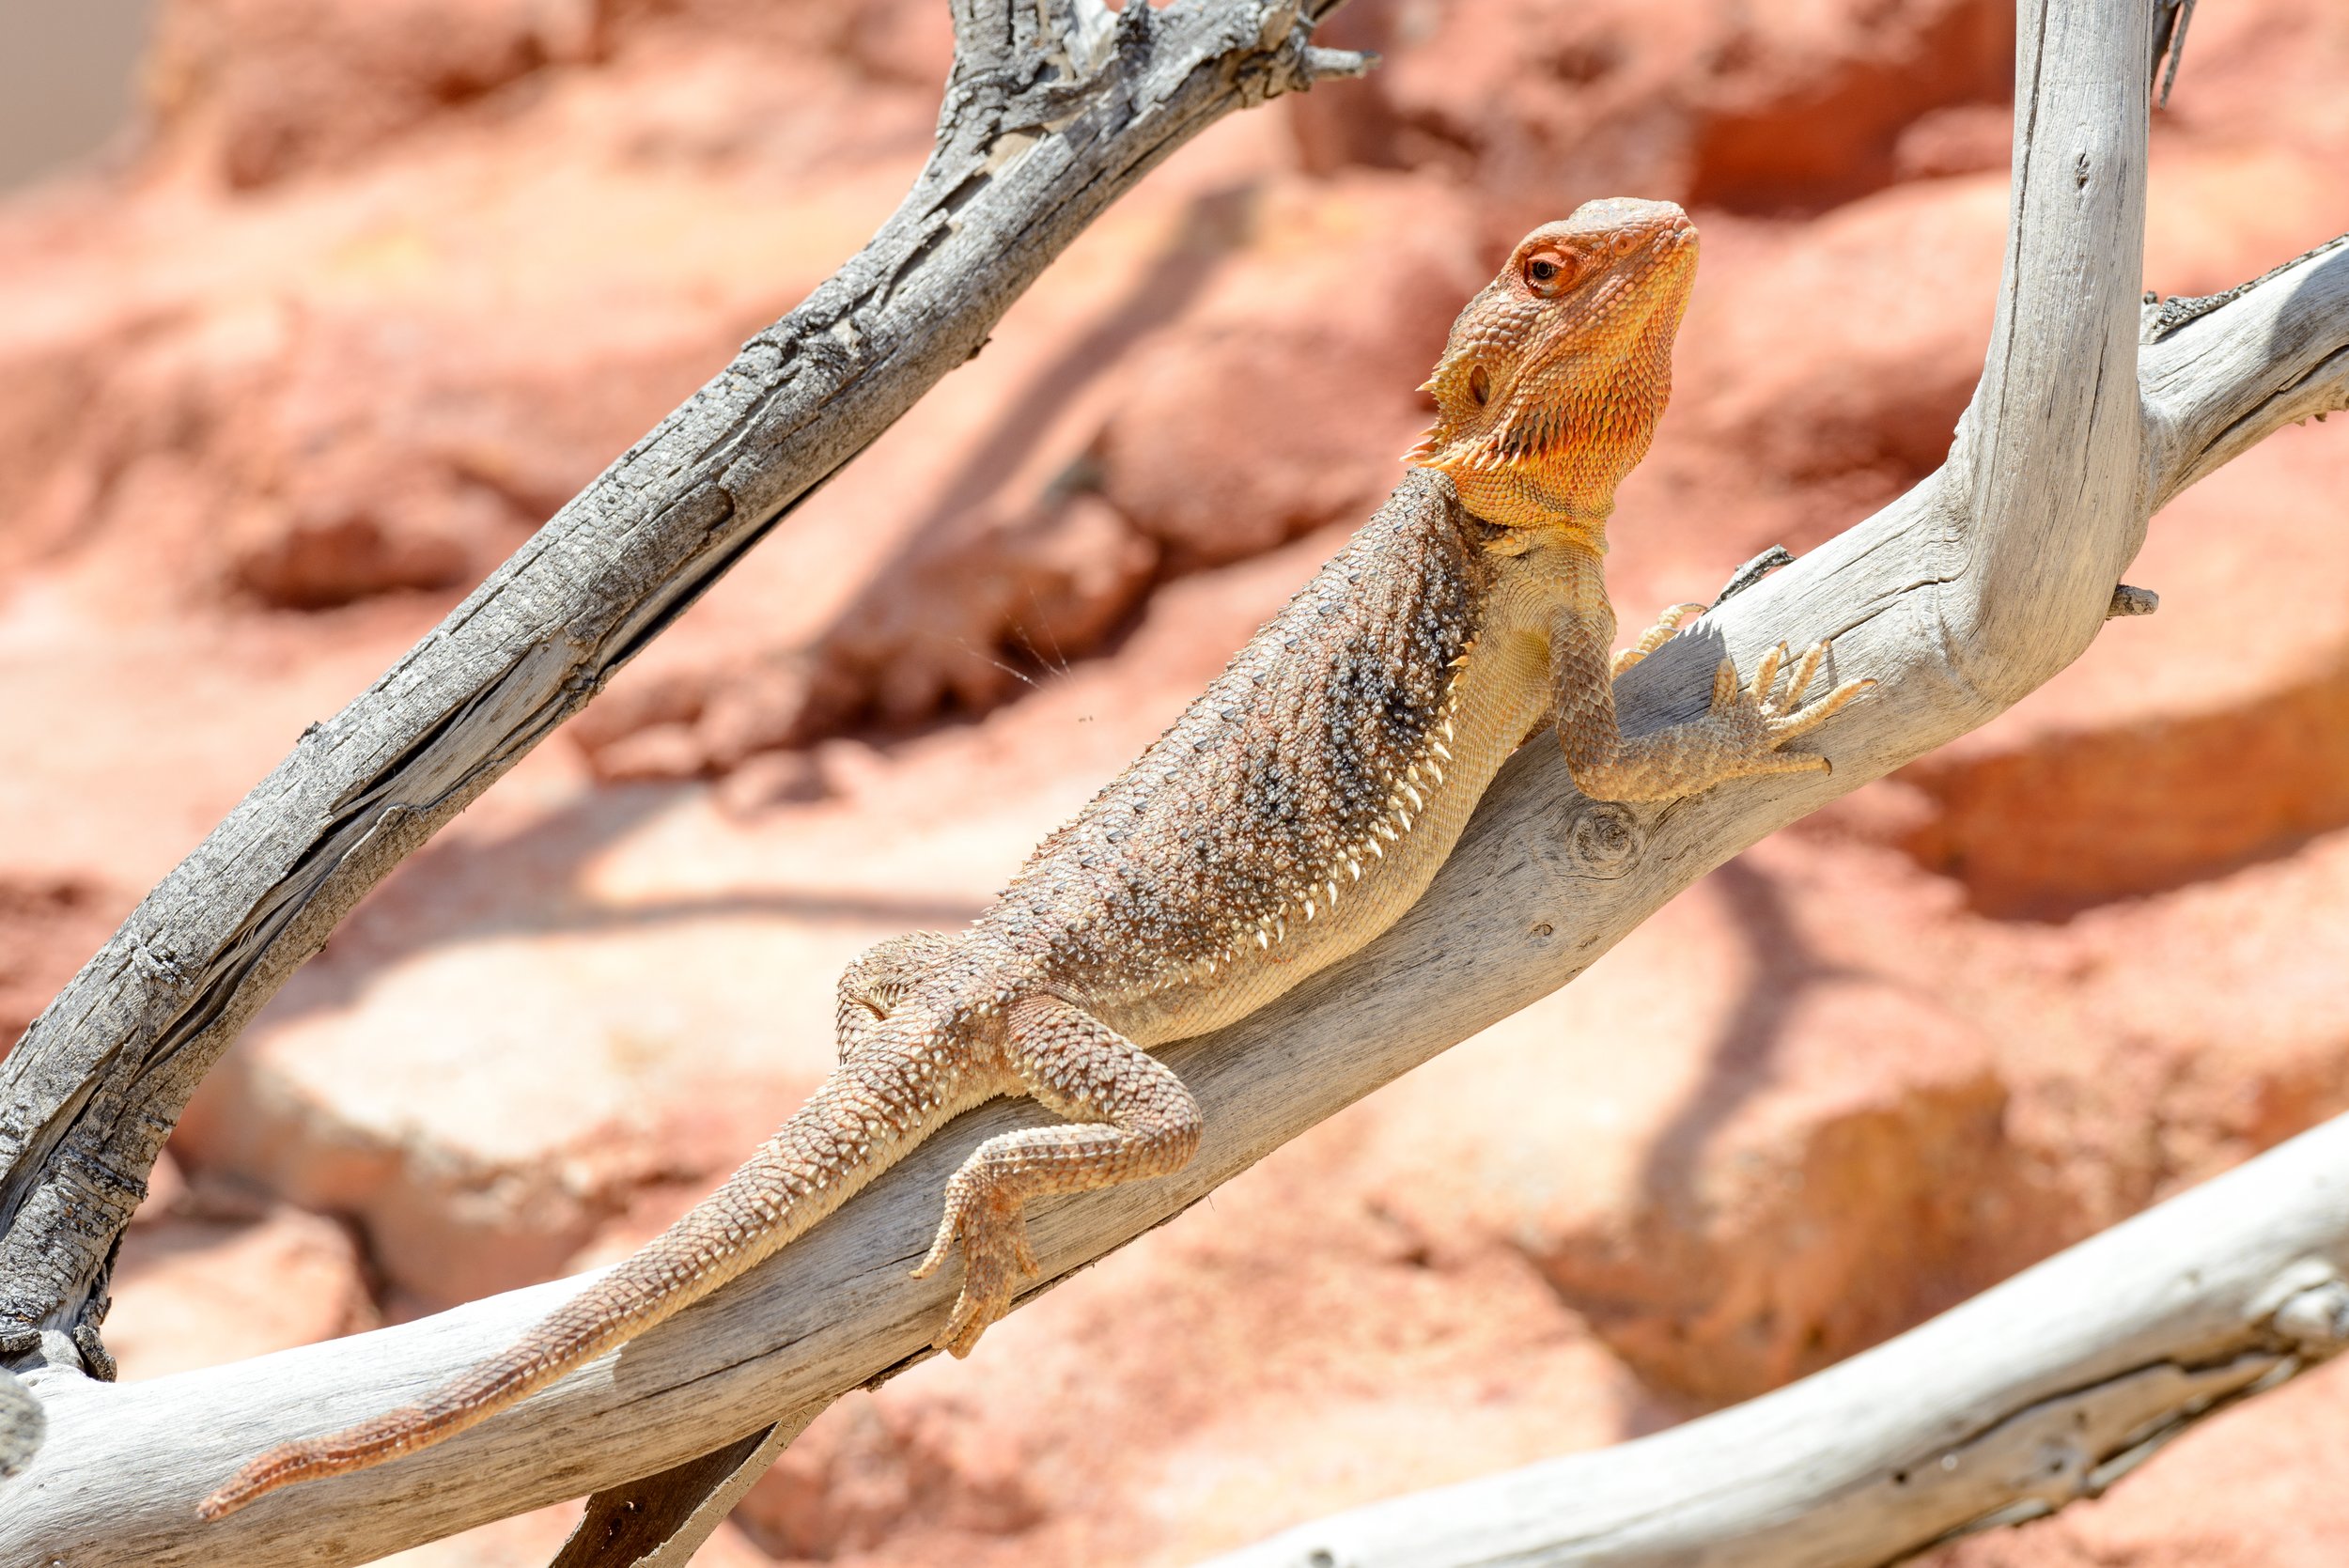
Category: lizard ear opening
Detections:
[{"x1": 1469, "y1": 365, "x2": 1491, "y2": 406}]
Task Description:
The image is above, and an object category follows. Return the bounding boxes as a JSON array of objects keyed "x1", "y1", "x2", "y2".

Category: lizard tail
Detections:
[{"x1": 200, "y1": 1042, "x2": 982, "y2": 1520}]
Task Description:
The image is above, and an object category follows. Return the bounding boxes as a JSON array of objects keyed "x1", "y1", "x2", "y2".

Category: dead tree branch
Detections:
[
  {"x1": 1201, "y1": 1109, "x2": 2349, "y2": 1568},
  {"x1": 3, "y1": 0, "x2": 2347, "y2": 1564},
  {"x1": 0, "y1": 0, "x2": 1360, "y2": 1371}
]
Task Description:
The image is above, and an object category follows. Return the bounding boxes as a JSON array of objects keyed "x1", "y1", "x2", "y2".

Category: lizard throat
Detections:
[
  {"x1": 1412, "y1": 320, "x2": 1679, "y2": 536},
  {"x1": 1443, "y1": 461, "x2": 1620, "y2": 541}
]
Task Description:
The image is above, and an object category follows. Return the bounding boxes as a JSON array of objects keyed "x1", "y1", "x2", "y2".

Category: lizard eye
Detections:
[
  {"x1": 1523, "y1": 249, "x2": 1576, "y2": 296},
  {"x1": 1468, "y1": 365, "x2": 1491, "y2": 405}
]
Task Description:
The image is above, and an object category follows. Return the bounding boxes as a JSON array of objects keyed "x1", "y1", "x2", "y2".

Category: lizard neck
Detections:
[
  {"x1": 1416, "y1": 339, "x2": 1668, "y2": 544},
  {"x1": 1451, "y1": 476, "x2": 1616, "y2": 554}
]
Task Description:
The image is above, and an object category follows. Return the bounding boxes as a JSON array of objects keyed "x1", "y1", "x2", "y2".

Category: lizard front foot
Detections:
[
  {"x1": 1610, "y1": 601, "x2": 1707, "y2": 678},
  {"x1": 1701, "y1": 638, "x2": 1873, "y2": 779},
  {"x1": 911, "y1": 1166, "x2": 1040, "y2": 1358}
]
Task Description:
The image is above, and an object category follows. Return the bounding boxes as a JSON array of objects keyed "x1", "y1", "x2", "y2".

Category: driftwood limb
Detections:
[
  {"x1": 2151, "y1": 0, "x2": 2196, "y2": 105},
  {"x1": 549, "y1": 1405, "x2": 817, "y2": 1568},
  {"x1": 1200, "y1": 1111, "x2": 2349, "y2": 1568},
  {"x1": 4, "y1": 0, "x2": 2348, "y2": 1563},
  {"x1": 0, "y1": 0, "x2": 1359, "y2": 1366}
]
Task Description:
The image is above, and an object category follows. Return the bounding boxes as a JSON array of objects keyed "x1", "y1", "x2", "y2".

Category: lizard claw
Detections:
[
  {"x1": 1611, "y1": 601, "x2": 1707, "y2": 679},
  {"x1": 1693, "y1": 638, "x2": 1873, "y2": 781},
  {"x1": 913, "y1": 1167, "x2": 1041, "y2": 1358},
  {"x1": 1708, "y1": 655, "x2": 1741, "y2": 710}
]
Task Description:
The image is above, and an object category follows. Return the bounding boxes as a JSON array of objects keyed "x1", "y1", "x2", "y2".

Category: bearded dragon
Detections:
[{"x1": 201, "y1": 196, "x2": 1867, "y2": 1520}]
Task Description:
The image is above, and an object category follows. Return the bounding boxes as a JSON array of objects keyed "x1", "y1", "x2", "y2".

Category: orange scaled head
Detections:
[{"x1": 1409, "y1": 198, "x2": 1698, "y2": 535}]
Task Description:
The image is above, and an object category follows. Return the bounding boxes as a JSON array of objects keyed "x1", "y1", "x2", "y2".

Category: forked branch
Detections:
[
  {"x1": 4, "y1": 1, "x2": 2348, "y2": 1565},
  {"x1": 0, "y1": 0, "x2": 1359, "y2": 1385}
]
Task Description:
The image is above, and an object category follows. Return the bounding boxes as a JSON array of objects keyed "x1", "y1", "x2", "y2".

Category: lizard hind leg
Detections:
[
  {"x1": 837, "y1": 930, "x2": 957, "y2": 1059},
  {"x1": 911, "y1": 997, "x2": 1203, "y2": 1358}
]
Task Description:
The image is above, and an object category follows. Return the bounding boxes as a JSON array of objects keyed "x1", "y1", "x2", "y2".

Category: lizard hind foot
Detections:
[
  {"x1": 1693, "y1": 637, "x2": 1873, "y2": 782},
  {"x1": 909, "y1": 998, "x2": 1203, "y2": 1359},
  {"x1": 912, "y1": 1167, "x2": 1040, "y2": 1358},
  {"x1": 1756, "y1": 637, "x2": 1873, "y2": 742}
]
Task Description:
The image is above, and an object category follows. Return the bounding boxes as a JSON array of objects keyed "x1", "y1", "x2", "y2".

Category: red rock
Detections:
[
  {"x1": 1348, "y1": 833, "x2": 2023, "y2": 1405},
  {"x1": 747, "y1": 490, "x2": 1163, "y2": 752},
  {"x1": 1669, "y1": 174, "x2": 2011, "y2": 491},
  {"x1": 0, "y1": 3, "x2": 943, "y2": 629},
  {"x1": 1894, "y1": 102, "x2": 2014, "y2": 181},
  {"x1": 733, "y1": 1394, "x2": 1045, "y2": 1560},
  {"x1": 1371, "y1": 0, "x2": 2012, "y2": 235},
  {"x1": 106, "y1": 1203, "x2": 375, "y2": 1383},
  {"x1": 0, "y1": 598, "x2": 440, "y2": 953},
  {"x1": 0, "y1": 873, "x2": 121, "y2": 1049},
  {"x1": 1283, "y1": 0, "x2": 1409, "y2": 177},
  {"x1": 1087, "y1": 175, "x2": 1482, "y2": 573},
  {"x1": 147, "y1": 0, "x2": 599, "y2": 188},
  {"x1": 2144, "y1": 0, "x2": 2349, "y2": 165},
  {"x1": 1682, "y1": 0, "x2": 2014, "y2": 214}
]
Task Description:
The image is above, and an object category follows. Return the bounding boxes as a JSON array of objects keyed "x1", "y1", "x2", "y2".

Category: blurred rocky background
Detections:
[{"x1": 5, "y1": 1, "x2": 2349, "y2": 1563}]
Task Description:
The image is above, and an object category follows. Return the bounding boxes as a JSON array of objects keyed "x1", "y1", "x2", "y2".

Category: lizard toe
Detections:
[{"x1": 1765, "y1": 675, "x2": 1875, "y2": 740}]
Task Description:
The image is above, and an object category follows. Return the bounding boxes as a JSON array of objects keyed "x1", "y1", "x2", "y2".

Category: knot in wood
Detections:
[{"x1": 1559, "y1": 800, "x2": 1641, "y2": 877}]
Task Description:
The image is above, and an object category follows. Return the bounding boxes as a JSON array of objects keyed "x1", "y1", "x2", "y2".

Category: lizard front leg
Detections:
[
  {"x1": 1554, "y1": 606, "x2": 1872, "y2": 802},
  {"x1": 913, "y1": 996, "x2": 1202, "y2": 1357}
]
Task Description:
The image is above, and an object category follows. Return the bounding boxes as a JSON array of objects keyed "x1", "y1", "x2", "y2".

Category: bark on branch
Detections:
[{"x1": 3, "y1": 0, "x2": 2347, "y2": 1563}]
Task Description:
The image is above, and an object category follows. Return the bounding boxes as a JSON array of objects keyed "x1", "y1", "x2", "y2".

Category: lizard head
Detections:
[{"x1": 1408, "y1": 198, "x2": 1698, "y2": 537}]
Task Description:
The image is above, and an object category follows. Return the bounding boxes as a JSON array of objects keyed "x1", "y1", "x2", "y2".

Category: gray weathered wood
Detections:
[
  {"x1": 0, "y1": 0, "x2": 1361, "y2": 1359},
  {"x1": 549, "y1": 1405, "x2": 817, "y2": 1568},
  {"x1": 0, "y1": 1367, "x2": 37, "y2": 1479},
  {"x1": 1198, "y1": 1111, "x2": 2349, "y2": 1568},
  {"x1": 5, "y1": 0, "x2": 2349, "y2": 1563}
]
